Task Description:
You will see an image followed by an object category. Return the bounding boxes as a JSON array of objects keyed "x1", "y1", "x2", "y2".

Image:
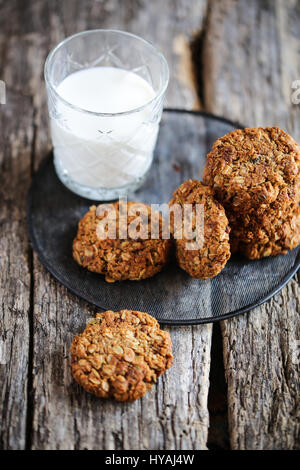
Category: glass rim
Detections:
[{"x1": 44, "y1": 29, "x2": 169, "y2": 117}]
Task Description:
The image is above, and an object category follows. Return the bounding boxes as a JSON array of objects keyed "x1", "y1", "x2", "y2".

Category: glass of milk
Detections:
[{"x1": 44, "y1": 30, "x2": 169, "y2": 200}]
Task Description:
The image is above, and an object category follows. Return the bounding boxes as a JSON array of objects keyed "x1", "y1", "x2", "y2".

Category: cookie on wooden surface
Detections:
[{"x1": 70, "y1": 310, "x2": 173, "y2": 401}]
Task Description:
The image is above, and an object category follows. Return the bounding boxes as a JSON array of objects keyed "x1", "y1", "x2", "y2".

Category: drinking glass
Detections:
[{"x1": 44, "y1": 29, "x2": 169, "y2": 200}]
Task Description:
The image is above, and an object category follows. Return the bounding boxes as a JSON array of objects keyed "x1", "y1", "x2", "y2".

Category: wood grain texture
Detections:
[
  {"x1": 0, "y1": 22, "x2": 36, "y2": 448},
  {"x1": 0, "y1": 91, "x2": 33, "y2": 449},
  {"x1": 201, "y1": 0, "x2": 300, "y2": 449},
  {"x1": 0, "y1": 0, "x2": 213, "y2": 450}
]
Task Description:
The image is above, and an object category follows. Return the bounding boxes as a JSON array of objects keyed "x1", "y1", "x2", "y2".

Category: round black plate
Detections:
[{"x1": 27, "y1": 109, "x2": 300, "y2": 324}]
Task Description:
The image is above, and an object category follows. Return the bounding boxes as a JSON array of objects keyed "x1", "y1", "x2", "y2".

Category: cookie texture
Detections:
[
  {"x1": 203, "y1": 127, "x2": 300, "y2": 259},
  {"x1": 73, "y1": 202, "x2": 172, "y2": 282},
  {"x1": 169, "y1": 179, "x2": 230, "y2": 278},
  {"x1": 203, "y1": 126, "x2": 300, "y2": 213},
  {"x1": 70, "y1": 310, "x2": 173, "y2": 401},
  {"x1": 230, "y1": 205, "x2": 300, "y2": 259}
]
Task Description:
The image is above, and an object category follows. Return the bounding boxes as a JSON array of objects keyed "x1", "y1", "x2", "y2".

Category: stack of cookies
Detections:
[{"x1": 203, "y1": 126, "x2": 300, "y2": 259}]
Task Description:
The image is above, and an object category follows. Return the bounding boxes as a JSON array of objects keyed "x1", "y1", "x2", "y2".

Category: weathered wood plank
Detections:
[
  {"x1": 221, "y1": 279, "x2": 300, "y2": 450},
  {"x1": 0, "y1": 23, "x2": 35, "y2": 447},
  {"x1": 17, "y1": 0, "x2": 213, "y2": 450},
  {"x1": 201, "y1": 0, "x2": 300, "y2": 449}
]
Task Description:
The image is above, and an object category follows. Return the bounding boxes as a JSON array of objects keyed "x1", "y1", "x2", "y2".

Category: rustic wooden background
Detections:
[{"x1": 0, "y1": 0, "x2": 299, "y2": 450}]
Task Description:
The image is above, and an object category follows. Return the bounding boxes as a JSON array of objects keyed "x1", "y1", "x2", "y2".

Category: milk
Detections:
[{"x1": 50, "y1": 67, "x2": 159, "y2": 196}]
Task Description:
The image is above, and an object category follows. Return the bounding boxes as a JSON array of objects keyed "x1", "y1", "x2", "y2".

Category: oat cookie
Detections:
[
  {"x1": 169, "y1": 180, "x2": 230, "y2": 278},
  {"x1": 203, "y1": 127, "x2": 300, "y2": 258},
  {"x1": 71, "y1": 310, "x2": 173, "y2": 401},
  {"x1": 73, "y1": 202, "x2": 172, "y2": 282},
  {"x1": 230, "y1": 205, "x2": 300, "y2": 259},
  {"x1": 203, "y1": 126, "x2": 300, "y2": 213}
]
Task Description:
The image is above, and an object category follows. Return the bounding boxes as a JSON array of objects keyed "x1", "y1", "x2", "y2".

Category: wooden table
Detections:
[{"x1": 0, "y1": 0, "x2": 299, "y2": 450}]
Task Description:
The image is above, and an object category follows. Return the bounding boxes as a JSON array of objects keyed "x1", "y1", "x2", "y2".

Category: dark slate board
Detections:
[{"x1": 27, "y1": 110, "x2": 300, "y2": 324}]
